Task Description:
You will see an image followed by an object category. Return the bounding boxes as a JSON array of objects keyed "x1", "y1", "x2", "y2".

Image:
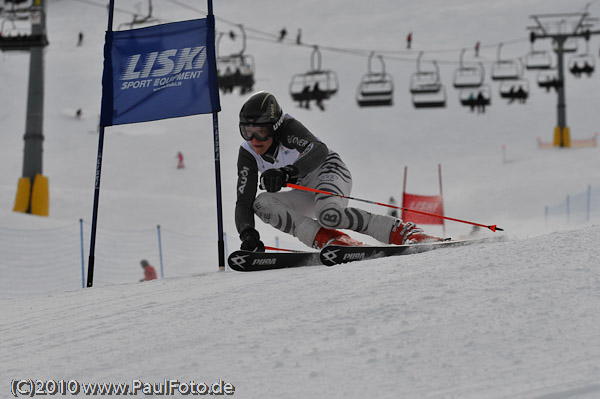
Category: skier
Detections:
[
  {"x1": 139, "y1": 260, "x2": 157, "y2": 282},
  {"x1": 235, "y1": 91, "x2": 444, "y2": 252},
  {"x1": 176, "y1": 151, "x2": 185, "y2": 169}
]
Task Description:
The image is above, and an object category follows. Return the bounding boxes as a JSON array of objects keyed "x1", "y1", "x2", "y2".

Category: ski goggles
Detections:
[{"x1": 239, "y1": 124, "x2": 274, "y2": 142}]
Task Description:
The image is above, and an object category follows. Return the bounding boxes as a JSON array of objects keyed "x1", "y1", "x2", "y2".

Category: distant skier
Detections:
[
  {"x1": 406, "y1": 32, "x2": 412, "y2": 49},
  {"x1": 176, "y1": 151, "x2": 185, "y2": 169},
  {"x1": 278, "y1": 27, "x2": 287, "y2": 42},
  {"x1": 139, "y1": 260, "x2": 157, "y2": 282},
  {"x1": 235, "y1": 91, "x2": 444, "y2": 252},
  {"x1": 77, "y1": 31, "x2": 84, "y2": 47}
]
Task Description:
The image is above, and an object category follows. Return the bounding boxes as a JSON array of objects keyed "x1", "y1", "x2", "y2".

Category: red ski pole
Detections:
[
  {"x1": 286, "y1": 183, "x2": 504, "y2": 232},
  {"x1": 264, "y1": 246, "x2": 305, "y2": 252}
]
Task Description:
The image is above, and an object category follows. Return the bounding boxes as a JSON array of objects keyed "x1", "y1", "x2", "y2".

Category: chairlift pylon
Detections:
[
  {"x1": 453, "y1": 48, "x2": 485, "y2": 88},
  {"x1": 356, "y1": 52, "x2": 394, "y2": 107},
  {"x1": 289, "y1": 46, "x2": 339, "y2": 110}
]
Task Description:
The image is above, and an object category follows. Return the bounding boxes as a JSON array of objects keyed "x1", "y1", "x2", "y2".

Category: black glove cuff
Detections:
[
  {"x1": 282, "y1": 165, "x2": 300, "y2": 185},
  {"x1": 240, "y1": 228, "x2": 260, "y2": 241}
]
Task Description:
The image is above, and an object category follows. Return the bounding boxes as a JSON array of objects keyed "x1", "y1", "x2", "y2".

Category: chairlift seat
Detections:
[
  {"x1": 568, "y1": 54, "x2": 595, "y2": 77},
  {"x1": 525, "y1": 50, "x2": 552, "y2": 70},
  {"x1": 412, "y1": 86, "x2": 446, "y2": 108},
  {"x1": 0, "y1": 34, "x2": 48, "y2": 51},
  {"x1": 491, "y1": 60, "x2": 521, "y2": 81},
  {"x1": 499, "y1": 79, "x2": 529, "y2": 101},
  {"x1": 289, "y1": 70, "x2": 339, "y2": 102},
  {"x1": 356, "y1": 74, "x2": 394, "y2": 107},
  {"x1": 536, "y1": 70, "x2": 561, "y2": 92},
  {"x1": 217, "y1": 54, "x2": 255, "y2": 94},
  {"x1": 410, "y1": 71, "x2": 442, "y2": 94},
  {"x1": 459, "y1": 85, "x2": 491, "y2": 107},
  {"x1": 453, "y1": 64, "x2": 485, "y2": 88}
]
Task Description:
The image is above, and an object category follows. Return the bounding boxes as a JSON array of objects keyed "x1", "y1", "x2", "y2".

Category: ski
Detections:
[
  {"x1": 227, "y1": 250, "x2": 321, "y2": 272},
  {"x1": 319, "y1": 236, "x2": 505, "y2": 266}
]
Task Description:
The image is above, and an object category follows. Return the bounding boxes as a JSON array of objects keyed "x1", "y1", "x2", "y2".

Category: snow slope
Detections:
[{"x1": 1, "y1": 0, "x2": 599, "y2": 398}]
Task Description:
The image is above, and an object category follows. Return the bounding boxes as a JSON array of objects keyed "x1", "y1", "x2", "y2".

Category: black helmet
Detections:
[{"x1": 239, "y1": 91, "x2": 284, "y2": 141}]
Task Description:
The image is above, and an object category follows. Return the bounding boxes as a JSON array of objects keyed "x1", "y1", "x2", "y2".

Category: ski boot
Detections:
[
  {"x1": 313, "y1": 227, "x2": 365, "y2": 249},
  {"x1": 389, "y1": 220, "x2": 446, "y2": 245}
]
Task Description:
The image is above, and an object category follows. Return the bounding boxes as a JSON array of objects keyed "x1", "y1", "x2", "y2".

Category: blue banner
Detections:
[{"x1": 100, "y1": 18, "x2": 220, "y2": 126}]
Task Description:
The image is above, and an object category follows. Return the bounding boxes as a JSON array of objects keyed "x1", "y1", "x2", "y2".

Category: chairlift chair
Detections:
[
  {"x1": 410, "y1": 53, "x2": 442, "y2": 94},
  {"x1": 453, "y1": 48, "x2": 485, "y2": 88},
  {"x1": 116, "y1": 0, "x2": 160, "y2": 30},
  {"x1": 536, "y1": 69, "x2": 561, "y2": 92},
  {"x1": 459, "y1": 84, "x2": 491, "y2": 108},
  {"x1": 289, "y1": 46, "x2": 339, "y2": 107},
  {"x1": 0, "y1": 33, "x2": 47, "y2": 51},
  {"x1": 568, "y1": 37, "x2": 595, "y2": 78},
  {"x1": 0, "y1": 14, "x2": 48, "y2": 51},
  {"x1": 524, "y1": 50, "x2": 553, "y2": 70},
  {"x1": 216, "y1": 25, "x2": 256, "y2": 95},
  {"x1": 499, "y1": 78, "x2": 530, "y2": 103},
  {"x1": 356, "y1": 74, "x2": 394, "y2": 107},
  {"x1": 412, "y1": 86, "x2": 446, "y2": 109},
  {"x1": 217, "y1": 53, "x2": 255, "y2": 94},
  {"x1": 554, "y1": 38, "x2": 578, "y2": 53},
  {"x1": 491, "y1": 43, "x2": 522, "y2": 81},
  {"x1": 568, "y1": 54, "x2": 595, "y2": 77},
  {"x1": 356, "y1": 53, "x2": 394, "y2": 107}
]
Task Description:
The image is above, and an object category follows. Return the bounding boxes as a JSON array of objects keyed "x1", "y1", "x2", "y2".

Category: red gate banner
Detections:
[{"x1": 401, "y1": 193, "x2": 445, "y2": 225}]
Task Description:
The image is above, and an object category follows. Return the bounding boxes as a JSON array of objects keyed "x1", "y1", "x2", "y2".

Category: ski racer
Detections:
[{"x1": 235, "y1": 90, "x2": 444, "y2": 252}]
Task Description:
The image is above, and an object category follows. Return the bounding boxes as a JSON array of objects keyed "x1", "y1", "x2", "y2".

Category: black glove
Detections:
[
  {"x1": 240, "y1": 228, "x2": 265, "y2": 252},
  {"x1": 260, "y1": 165, "x2": 299, "y2": 193}
]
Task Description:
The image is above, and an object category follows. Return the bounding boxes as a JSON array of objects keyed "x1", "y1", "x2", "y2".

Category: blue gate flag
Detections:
[{"x1": 100, "y1": 18, "x2": 220, "y2": 126}]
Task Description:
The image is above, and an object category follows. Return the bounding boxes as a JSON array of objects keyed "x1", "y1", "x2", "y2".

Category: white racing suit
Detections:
[{"x1": 235, "y1": 114, "x2": 397, "y2": 248}]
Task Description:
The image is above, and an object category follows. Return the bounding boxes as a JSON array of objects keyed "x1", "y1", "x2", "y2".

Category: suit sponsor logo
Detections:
[
  {"x1": 273, "y1": 114, "x2": 284, "y2": 131},
  {"x1": 287, "y1": 135, "x2": 309, "y2": 147},
  {"x1": 238, "y1": 166, "x2": 249, "y2": 194}
]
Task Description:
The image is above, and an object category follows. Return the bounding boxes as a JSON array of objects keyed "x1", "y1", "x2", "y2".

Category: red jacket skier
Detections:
[{"x1": 140, "y1": 260, "x2": 157, "y2": 281}]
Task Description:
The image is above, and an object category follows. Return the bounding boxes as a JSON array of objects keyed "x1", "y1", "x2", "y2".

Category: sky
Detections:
[{"x1": 1, "y1": 0, "x2": 600, "y2": 398}]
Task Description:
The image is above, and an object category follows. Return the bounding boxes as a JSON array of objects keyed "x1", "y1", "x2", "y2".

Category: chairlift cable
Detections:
[{"x1": 67, "y1": 0, "x2": 566, "y2": 70}]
